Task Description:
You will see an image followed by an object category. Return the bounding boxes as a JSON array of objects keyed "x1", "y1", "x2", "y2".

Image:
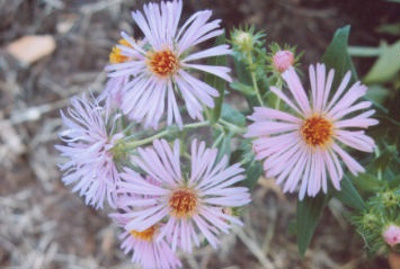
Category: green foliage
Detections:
[
  {"x1": 321, "y1": 25, "x2": 358, "y2": 89},
  {"x1": 230, "y1": 25, "x2": 270, "y2": 107},
  {"x1": 220, "y1": 103, "x2": 246, "y2": 127},
  {"x1": 204, "y1": 33, "x2": 228, "y2": 124},
  {"x1": 230, "y1": 140, "x2": 263, "y2": 189},
  {"x1": 333, "y1": 175, "x2": 366, "y2": 211},
  {"x1": 364, "y1": 41, "x2": 400, "y2": 84},
  {"x1": 353, "y1": 186, "x2": 400, "y2": 254},
  {"x1": 377, "y1": 23, "x2": 400, "y2": 36},
  {"x1": 296, "y1": 193, "x2": 330, "y2": 257}
]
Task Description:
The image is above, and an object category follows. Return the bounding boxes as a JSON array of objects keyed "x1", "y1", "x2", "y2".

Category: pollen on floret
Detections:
[
  {"x1": 169, "y1": 188, "x2": 198, "y2": 218},
  {"x1": 272, "y1": 50, "x2": 294, "y2": 73},
  {"x1": 130, "y1": 225, "x2": 157, "y2": 242},
  {"x1": 147, "y1": 49, "x2": 179, "y2": 77},
  {"x1": 109, "y1": 39, "x2": 132, "y2": 64},
  {"x1": 301, "y1": 115, "x2": 333, "y2": 147}
]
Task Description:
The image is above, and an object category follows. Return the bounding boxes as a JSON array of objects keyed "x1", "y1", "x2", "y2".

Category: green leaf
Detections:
[
  {"x1": 385, "y1": 0, "x2": 400, "y2": 3},
  {"x1": 230, "y1": 82, "x2": 256, "y2": 96},
  {"x1": 321, "y1": 25, "x2": 358, "y2": 89},
  {"x1": 220, "y1": 104, "x2": 246, "y2": 127},
  {"x1": 230, "y1": 140, "x2": 263, "y2": 189},
  {"x1": 365, "y1": 85, "x2": 390, "y2": 105},
  {"x1": 333, "y1": 175, "x2": 366, "y2": 211},
  {"x1": 213, "y1": 129, "x2": 233, "y2": 163},
  {"x1": 351, "y1": 173, "x2": 383, "y2": 193},
  {"x1": 321, "y1": 26, "x2": 387, "y2": 113},
  {"x1": 204, "y1": 33, "x2": 228, "y2": 124},
  {"x1": 377, "y1": 23, "x2": 400, "y2": 36},
  {"x1": 232, "y1": 52, "x2": 252, "y2": 85},
  {"x1": 364, "y1": 41, "x2": 400, "y2": 84},
  {"x1": 388, "y1": 174, "x2": 400, "y2": 189},
  {"x1": 297, "y1": 194, "x2": 329, "y2": 257},
  {"x1": 242, "y1": 158, "x2": 263, "y2": 188}
]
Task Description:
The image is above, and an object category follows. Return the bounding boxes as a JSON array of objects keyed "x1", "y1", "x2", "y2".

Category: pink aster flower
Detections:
[
  {"x1": 99, "y1": 38, "x2": 145, "y2": 109},
  {"x1": 110, "y1": 212, "x2": 181, "y2": 269},
  {"x1": 383, "y1": 225, "x2": 400, "y2": 247},
  {"x1": 56, "y1": 95, "x2": 122, "y2": 209},
  {"x1": 246, "y1": 63, "x2": 378, "y2": 199},
  {"x1": 116, "y1": 139, "x2": 250, "y2": 253},
  {"x1": 106, "y1": 0, "x2": 232, "y2": 129}
]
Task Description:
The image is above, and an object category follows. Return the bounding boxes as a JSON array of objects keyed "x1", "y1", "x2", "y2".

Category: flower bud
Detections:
[
  {"x1": 232, "y1": 30, "x2": 254, "y2": 53},
  {"x1": 383, "y1": 224, "x2": 400, "y2": 247},
  {"x1": 272, "y1": 50, "x2": 294, "y2": 73}
]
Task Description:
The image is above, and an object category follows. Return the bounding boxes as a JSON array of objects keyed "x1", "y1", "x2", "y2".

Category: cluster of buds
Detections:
[{"x1": 355, "y1": 188, "x2": 400, "y2": 253}]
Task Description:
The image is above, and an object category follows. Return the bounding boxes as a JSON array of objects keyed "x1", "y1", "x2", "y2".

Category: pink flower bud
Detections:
[
  {"x1": 272, "y1": 50, "x2": 294, "y2": 73},
  {"x1": 383, "y1": 225, "x2": 400, "y2": 247}
]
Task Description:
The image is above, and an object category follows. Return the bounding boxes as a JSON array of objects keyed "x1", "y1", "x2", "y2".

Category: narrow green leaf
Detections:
[
  {"x1": 321, "y1": 25, "x2": 358, "y2": 89},
  {"x1": 333, "y1": 175, "x2": 366, "y2": 211},
  {"x1": 364, "y1": 41, "x2": 400, "y2": 84},
  {"x1": 230, "y1": 140, "x2": 263, "y2": 189},
  {"x1": 242, "y1": 159, "x2": 263, "y2": 188},
  {"x1": 388, "y1": 174, "x2": 400, "y2": 189},
  {"x1": 351, "y1": 173, "x2": 383, "y2": 193},
  {"x1": 365, "y1": 85, "x2": 390, "y2": 105},
  {"x1": 220, "y1": 104, "x2": 246, "y2": 127},
  {"x1": 204, "y1": 33, "x2": 228, "y2": 124},
  {"x1": 232, "y1": 52, "x2": 252, "y2": 85},
  {"x1": 213, "y1": 129, "x2": 233, "y2": 163},
  {"x1": 297, "y1": 194, "x2": 329, "y2": 257},
  {"x1": 321, "y1": 26, "x2": 387, "y2": 113},
  {"x1": 230, "y1": 82, "x2": 256, "y2": 96},
  {"x1": 377, "y1": 23, "x2": 400, "y2": 36}
]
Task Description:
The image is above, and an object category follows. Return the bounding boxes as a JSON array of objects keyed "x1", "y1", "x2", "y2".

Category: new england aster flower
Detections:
[
  {"x1": 56, "y1": 95, "x2": 122, "y2": 209},
  {"x1": 99, "y1": 38, "x2": 142, "y2": 108},
  {"x1": 246, "y1": 63, "x2": 378, "y2": 199},
  {"x1": 116, "y1": 139, "x2": 250, "y2": 252},
  {"x1": 110, "y1": 212, "x2": 182, "y2": 269},
  {"x1": 106, "y1": 0, "x2": 231, "y2": 129}
]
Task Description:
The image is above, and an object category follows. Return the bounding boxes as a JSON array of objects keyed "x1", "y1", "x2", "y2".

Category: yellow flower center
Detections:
[
  {"x1": 147, "y1": 49, "x2": 179, "y2": 77},
  {"x1": 169, "y1": 188, "x2": 198, "y2": 218},
  {"x1": 109, "y1": 39, "x2": 132, "y2": 64},
  {"x1": 301, "y1": 115, "x2": 333, "y2": 147},
  {"x1": 129, "y1": 225, "x2": 157, "y2": 242}
]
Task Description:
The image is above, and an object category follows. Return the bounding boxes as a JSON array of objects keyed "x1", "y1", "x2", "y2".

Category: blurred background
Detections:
[{"x1": 0, "y1": 0, "x2": 399, "y2": 268}]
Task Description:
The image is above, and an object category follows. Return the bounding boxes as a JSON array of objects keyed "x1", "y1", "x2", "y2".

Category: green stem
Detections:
[
  {"x1": 218, "y1": 118, "x2": 246, "y2": 134},
  {"x1": 374, "y1": 145, "x2": 382, "y2": 181},
  {"x1": 125, "y1": 121, "x2": 209, "y2": 149},
  {"x1": 212, "y1": 131, "x2": 225, "y2": 148},
  {"x1": 347, "y1": 46, "x2": 382, "y2": 57},
  {"x1": 126, "y1": 129, "x2": 170, "y2": 148},
  {"x1": 247, "y1": 53, "x2": 264, "y2": 106},
  {"x1": 274, "y1": 79, "x2": 283, "y2": 110}
]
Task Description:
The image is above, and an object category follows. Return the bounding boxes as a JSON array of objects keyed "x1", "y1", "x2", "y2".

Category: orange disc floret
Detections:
[
  {"x1": 301, "y1": 115, "x2": 333, "y2": 147},
  {"x1": 130, "y1": 225, "x2": 157, "y2": 242},
  {"x1": 109, "y1": 39, "x2": 132, "y2": 64},
  {"x1": 169, "y1": 188, "x2": 198, "y2": 218},
  {"x1": 147, "y1": 49, "x2": 179, "y2": 77}
]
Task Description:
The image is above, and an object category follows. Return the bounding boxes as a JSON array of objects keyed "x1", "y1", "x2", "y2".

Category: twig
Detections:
[{"x1": 233, "y1": 226, "x2": 275, "y2": 269}]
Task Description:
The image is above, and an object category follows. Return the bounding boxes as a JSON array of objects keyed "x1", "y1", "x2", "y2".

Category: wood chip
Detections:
[{"x1": 6, "y1": 35, "x2": 56, "y2": 65}]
